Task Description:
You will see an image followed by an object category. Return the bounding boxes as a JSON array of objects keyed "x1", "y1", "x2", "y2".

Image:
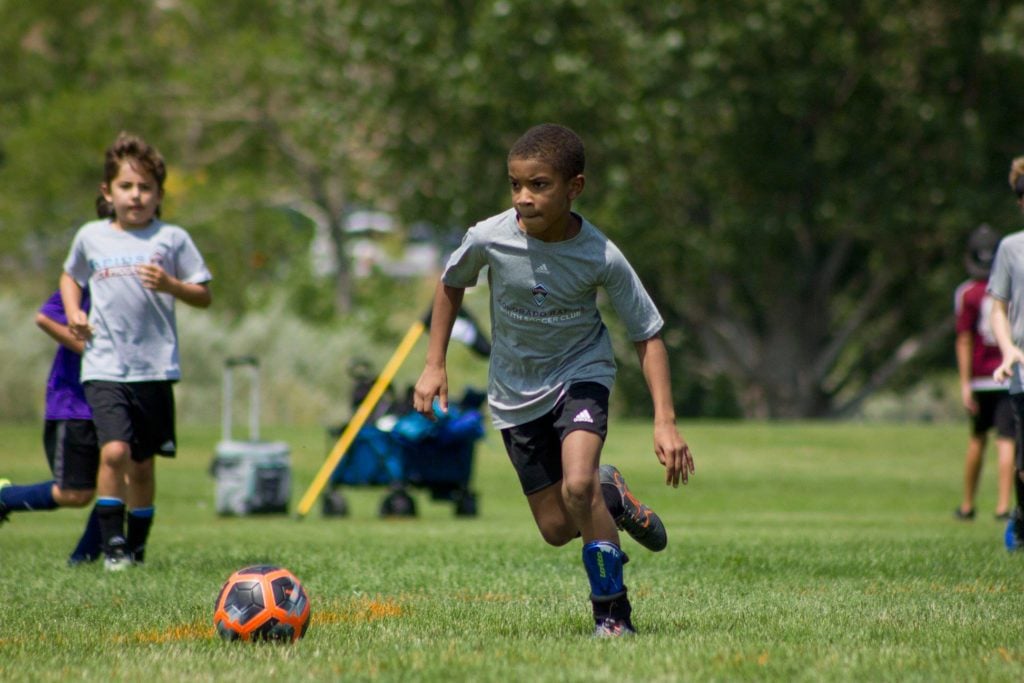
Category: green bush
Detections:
[{"x1": 0, "y1": 292, "x2": 407, "y2": 429}]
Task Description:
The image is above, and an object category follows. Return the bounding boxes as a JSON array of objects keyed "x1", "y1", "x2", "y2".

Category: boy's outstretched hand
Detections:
[
  {"x1": 994, "y1": 347, "x2": 1024, "y2": 383},
  {"x1": 654, "y1": 421, "x2": 694, "y2": 487},
  {"x1": 67, "y1": 309, "x2": 94, "y2": 342},
  {"x1": 413, "y1": 365, "x2": 448, "y2": 420}
]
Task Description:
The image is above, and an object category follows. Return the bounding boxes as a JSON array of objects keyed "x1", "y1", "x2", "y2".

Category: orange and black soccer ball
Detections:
[{"x1": 213, "y1": 565, "x2": 311, "y2": 642}]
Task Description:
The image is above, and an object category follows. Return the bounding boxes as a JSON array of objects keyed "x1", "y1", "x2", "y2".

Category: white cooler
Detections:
[{"x1": 211, "y1": 357, "x2": 291, "y2": 515}]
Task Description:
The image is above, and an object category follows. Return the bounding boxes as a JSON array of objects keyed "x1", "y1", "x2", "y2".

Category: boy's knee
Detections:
[
  {"x1": 562, "y1": 475, "x2": 595, "y2": 509},
  {"x1": 101, "y1": 441, "x2": 131, "y2": 465}
]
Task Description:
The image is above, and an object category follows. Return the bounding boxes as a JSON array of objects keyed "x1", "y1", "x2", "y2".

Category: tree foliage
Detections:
[{"x1": 3, "y1": 1, "x2": 1024, "y2": 416}]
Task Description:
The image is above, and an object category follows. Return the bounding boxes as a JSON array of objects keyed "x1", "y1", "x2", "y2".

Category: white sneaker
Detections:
[{"x1": 104, "y1": 546, "x2": 132, "y2": 572}]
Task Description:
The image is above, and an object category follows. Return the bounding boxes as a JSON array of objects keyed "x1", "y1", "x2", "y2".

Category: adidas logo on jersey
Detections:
[
  {"x1": 536, "y1": 263, "x2": 550, "y2": 274},
  {"x1": 573, "y1": 409, "x2": 594, "y2": 424}
]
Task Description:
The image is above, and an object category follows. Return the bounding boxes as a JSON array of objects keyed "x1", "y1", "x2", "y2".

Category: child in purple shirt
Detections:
[{"x1": 0, "y1": 290, "x2": 103, "y2": 565}]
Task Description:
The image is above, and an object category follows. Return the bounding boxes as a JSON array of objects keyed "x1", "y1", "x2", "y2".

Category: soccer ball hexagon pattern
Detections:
[{"x1": 213, "y1": 565, "x2": 311, "y2": 642}]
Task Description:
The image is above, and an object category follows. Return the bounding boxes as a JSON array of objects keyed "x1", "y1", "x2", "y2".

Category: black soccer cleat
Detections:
[
  {"x1": 600, "y1": 465, "x2": 667, "y2": 552},
  {"x1": 593, "y1": 617, "x2": 637, "y2": 638}
]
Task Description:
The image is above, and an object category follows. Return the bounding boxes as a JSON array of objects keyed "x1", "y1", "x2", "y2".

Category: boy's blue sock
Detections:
[
  {"x1": 582, "y1": 540, "x2": 627, "y2": 601},
  {"x1": 0, "y1": 481, "x2": 58, "y2": 511},
  {"x1": 127, "y1": 506, "x2": 154, "y2": 563},
  {"x1": 69, "y1": 506, "x2": 102, "y2": 563},
  {"x1": 583, "y1": 540, "x2": 633, "y2": 624}
]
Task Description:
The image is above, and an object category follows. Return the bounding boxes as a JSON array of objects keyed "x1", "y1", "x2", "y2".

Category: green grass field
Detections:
[{"x1": 1, "y1": 420, "x2": 1023, "y2": 682}]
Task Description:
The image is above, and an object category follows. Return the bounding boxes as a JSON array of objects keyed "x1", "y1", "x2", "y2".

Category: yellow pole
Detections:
[{"x1": 295, "y1": 320, "x2": 426, "y2": 519}]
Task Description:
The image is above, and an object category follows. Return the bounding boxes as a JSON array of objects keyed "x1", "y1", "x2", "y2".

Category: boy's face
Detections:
[
  {"x1": 101, "y1": 160, "x2": 162, "y2": 230},
  {"x1": 508, "y1": 157, "x2": 584, "y2": 240}
]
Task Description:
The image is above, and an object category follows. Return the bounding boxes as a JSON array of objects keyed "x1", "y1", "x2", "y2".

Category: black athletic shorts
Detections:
[
  {"x1": 500, "y1": 382, "x2": 610, "y2": 495},
  {"x1": 43, "y1": 419, "x2": 99, "y2": 491},
  {"x1": 971, "y1": 390, "x2": 1015, "y2": 439},
  {"x1": 84, "y1": 380, "x2": 177, "y2": 461}
]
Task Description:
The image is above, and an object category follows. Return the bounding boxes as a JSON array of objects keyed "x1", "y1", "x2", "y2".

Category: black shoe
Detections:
[
  {"x1": 953, "y1": 507, "x2": 976, "y2": 521},
  {"x1": 600, "y1": 465, "x2": 667, "y2": 552},
  {"x1": 1005, "y1": 511, "x2": 1024, "y2": 552},
  {"x1": 995, "y1": 510, "x2": 1012, "y2": 522}
]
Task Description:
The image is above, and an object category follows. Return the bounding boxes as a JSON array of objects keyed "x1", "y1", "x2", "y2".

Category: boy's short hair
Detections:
[
  {"x1": 1011, "y1": 156, "x2": 1024, "y2": 197},
  {"x1": 508, "y1": 124, "x2": 585, "y2": 180}
]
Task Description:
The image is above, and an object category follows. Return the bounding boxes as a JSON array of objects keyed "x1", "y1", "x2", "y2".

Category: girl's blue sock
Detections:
[{"x1": 0, "y1": 481, "x2": 58, "y2": 511}]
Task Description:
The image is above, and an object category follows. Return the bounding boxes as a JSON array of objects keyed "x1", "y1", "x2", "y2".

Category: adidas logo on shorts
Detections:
[{"x1": 573, "y1": 409, "x2": 594, "y2": 424}]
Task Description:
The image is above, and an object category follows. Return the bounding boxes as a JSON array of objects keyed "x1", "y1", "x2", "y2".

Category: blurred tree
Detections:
[
  {"x1": 358, "y1": 0, "x2": 1024, "y2": 417},
  {"x1": 4, "y1": 0, "x2": 1024, "y2": 416}
]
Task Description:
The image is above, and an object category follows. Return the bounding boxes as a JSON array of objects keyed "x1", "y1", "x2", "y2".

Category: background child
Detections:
[
  {"x1": 989, "y1": 156, "x2": 1024, "y2": 550},
  {"x1": 0, "y1": 289, "x2": 103, "y2": 565},
  {"x1": 413, "y1": 123, "x2": 694, "y2": 637},
  {"x1": 953, "y1": 224, "x2": 1014, "y2": 521},
  {"x1": 61, "y1": 132, "x2": 212, "y2": 570}
]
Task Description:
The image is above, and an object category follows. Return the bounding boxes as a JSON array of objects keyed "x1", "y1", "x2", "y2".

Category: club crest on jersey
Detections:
[{"x1": 531, "y1": 283, "x2": 549, "y2": 306}]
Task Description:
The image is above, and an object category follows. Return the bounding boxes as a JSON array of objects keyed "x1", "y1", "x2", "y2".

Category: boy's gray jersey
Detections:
[
  {"x1": 64, "y1": 219, "x2": 212, "y2": 383},
  {"x1": 442, "y1": 209, "x2": 663, "y2": 428},
  {"x1": 987, "y1": 229, "x2": 1024, "y2": 393}
]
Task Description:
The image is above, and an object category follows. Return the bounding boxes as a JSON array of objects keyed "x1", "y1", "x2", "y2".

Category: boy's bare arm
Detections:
[
  {"x1": 414, "y1": 283, "x2": 465, "y2": 416},
  {"x1": 634, "y1": 333, "x2": 695, "y2": 487},
  {"x1": 60, "y1": 272, "x2": 92, "y2": 341},
  {"x1": 36, "y1": 312, "x2": 85, "y2": 354},
  {"x1": 954, "y1": 331, "x2": 977, "y2": 413}
]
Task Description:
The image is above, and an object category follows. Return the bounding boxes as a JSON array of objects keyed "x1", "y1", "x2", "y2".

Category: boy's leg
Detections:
[
  {"x1": 583, "y1": 540, "x2": 634, "y2": 636},
  {"x1": 561, "y1": 430, "x2": 619, "y2": 543},
  {"x1": 0, "y1": 479, "x2": 59, "y2": 517},
  {"x1": 68, "y1": 506, "x2": 102, "y2": 565},
  {"x1": 1005, "y1": 394, "x2": 1024, "y2": 550},
  {"x1": 994, "y1": 395, "x2": 1016, "y2": 518},
  {"x1": 55, "y1": 418, "x2": 102, "y2": 564},
  {"x1": 95, "y1": 440, "x2": 131, "y2": 570},
  {"x1": 997, "y1": 437, "x2": 1015, "y2": 518},
  {"x1": 957, "y1": 433, "x2": 985, "y2": 519},
  {"x1": 0, "y1": 419, "x2": 97, "y2": 522},
  {"x1": 126, "y1": 457, "x2": 156, "y2": 564},
  {"x1": 122, "y1": 380, "x2": 177, "y2": 565},
  {"x1": 502, "y1": 389, "x2": 636, "y2": 635},
  {"x1": 562, "y1": 429, "x2": 635, "y2": 635}
]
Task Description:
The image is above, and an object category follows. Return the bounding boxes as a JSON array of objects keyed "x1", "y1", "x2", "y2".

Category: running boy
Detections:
[
  {"x1": 0, "y1": 289, "x2": 104, "y2": 565},
  {"x1": 953, "y1": 224, "x2": 1014, "y2": 521},
  {"x1": 413, "y1": 123, "x2": 694, "y2": 636},
  {"x1": 61, "y1": 132, "x2": 212, "y2": 570},
  {"x1": 990, "y1": 155, "x2": 1024, "y2": 550}
]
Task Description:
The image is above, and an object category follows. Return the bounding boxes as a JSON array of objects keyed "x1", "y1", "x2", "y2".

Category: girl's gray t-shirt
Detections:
[
  {"x1": 442, "y1": 208, "x2": 663, "y2": 428},
  {"x1": 64, "y1": 219, "x2": 212, "y2": 383},
  {"x1": 988, "y1": 230, "x2": 1024, "y2": 393}
]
